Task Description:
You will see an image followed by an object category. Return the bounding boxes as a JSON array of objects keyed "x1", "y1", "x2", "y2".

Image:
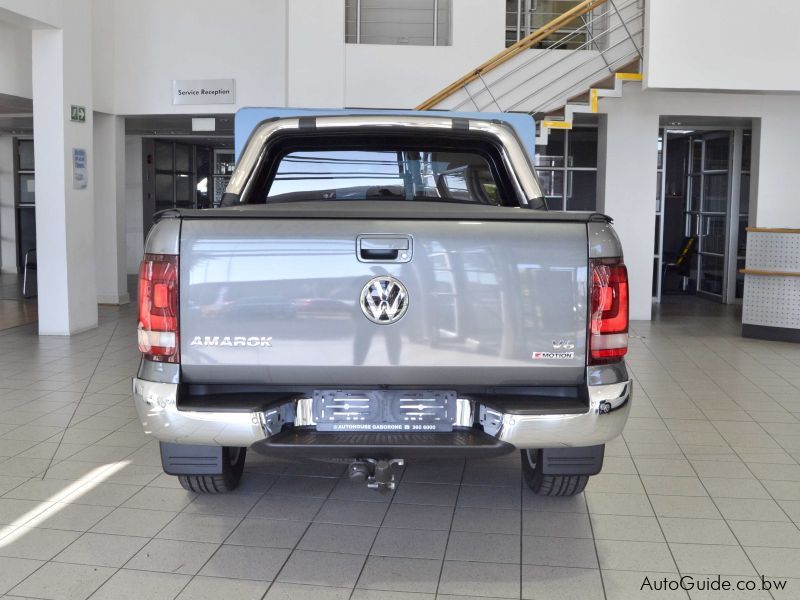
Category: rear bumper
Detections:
[{"x1": 133, "y1": 370, "x2": 631, "y2": 451}]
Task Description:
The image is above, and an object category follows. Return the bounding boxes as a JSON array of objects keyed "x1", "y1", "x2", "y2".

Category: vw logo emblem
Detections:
[{"x1": 360, "y1": 276, "x2": 409, "y2": 324}]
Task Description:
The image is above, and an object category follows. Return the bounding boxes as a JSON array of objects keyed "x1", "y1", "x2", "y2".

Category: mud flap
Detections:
[
  {"x1": 160, "y1": 442, "x2": 223, "y2": 475},
  {"x1": 540, "y1": 445, "x2": 605, "y2": 476}
]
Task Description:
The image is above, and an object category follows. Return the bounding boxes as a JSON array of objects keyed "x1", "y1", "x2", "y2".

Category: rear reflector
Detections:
[
  {"x1": 589, "y1": 259, "x2": 628, "y2": 364},
  {"x1": 138, "y1": 253, "x2": 179, "y2": 363}
]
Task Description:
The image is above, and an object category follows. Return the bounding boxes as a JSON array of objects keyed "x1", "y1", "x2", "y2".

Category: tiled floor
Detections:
[
  {"x1": 0, "y1": 274, "x2": 37, "y2": 330},
  {"x1": 0, "y1": 297, "x2": 799, "y2": 599}
]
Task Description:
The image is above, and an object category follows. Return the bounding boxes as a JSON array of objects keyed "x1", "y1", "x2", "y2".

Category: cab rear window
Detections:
[{"x1": 265, "y1": 149, "x2": 503, "y2": 205}]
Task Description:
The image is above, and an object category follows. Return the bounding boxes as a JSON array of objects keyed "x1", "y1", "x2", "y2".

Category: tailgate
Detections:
[{"x1": 179, "y1": 218, "x2": 588, "y2": 386}]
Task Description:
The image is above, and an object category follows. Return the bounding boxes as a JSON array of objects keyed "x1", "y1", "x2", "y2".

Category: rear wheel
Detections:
[
  {"x1": 178, "y1": 447, "x2": 246, "y2": 493},
  {"x1": 521, "y1": 449, "x2": 588, "y2": 496}
]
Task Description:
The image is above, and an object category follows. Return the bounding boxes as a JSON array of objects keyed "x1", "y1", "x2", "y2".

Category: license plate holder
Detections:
[{"x1": 312, "y1": 390, "x2": 457, "y2": 432}]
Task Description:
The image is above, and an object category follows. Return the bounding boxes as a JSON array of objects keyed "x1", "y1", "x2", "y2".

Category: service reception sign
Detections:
[{"x1": 172, "y1": 79, "x2": 235, "y2": 105}]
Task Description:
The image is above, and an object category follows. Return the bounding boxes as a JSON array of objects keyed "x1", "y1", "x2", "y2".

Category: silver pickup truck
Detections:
[{"x1": 133, "y1": 113, "x2": 631, "y2": 496}]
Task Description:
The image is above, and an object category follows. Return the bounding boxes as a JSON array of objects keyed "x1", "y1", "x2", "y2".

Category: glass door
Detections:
[
  {"x1": 655, "y1": 126, "x2": 751, "y2": 304},
  {"x1": 685, "y1": 131, "x2": 732, "y2": 301},
  {"x1": 14, "y1": 138, "x2": 36, "y2": 275}
]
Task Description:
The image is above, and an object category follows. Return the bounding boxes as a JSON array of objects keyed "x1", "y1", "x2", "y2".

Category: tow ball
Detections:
[{"x1": 348, "y1": 458, "x2": 404, "y2": 492}]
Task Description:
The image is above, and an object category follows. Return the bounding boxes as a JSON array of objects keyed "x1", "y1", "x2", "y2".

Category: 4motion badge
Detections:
[{"x1": 532, "y1": 340, "x2": 575, "y2": 360}]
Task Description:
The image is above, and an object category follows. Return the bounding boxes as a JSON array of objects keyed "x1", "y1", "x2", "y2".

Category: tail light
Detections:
[
  {"x1": 138, "y1": 253, "x2": 179, "y2": 362},
  {"x1": 589, "y1": 258, "x2": 628, "y2": 364}
]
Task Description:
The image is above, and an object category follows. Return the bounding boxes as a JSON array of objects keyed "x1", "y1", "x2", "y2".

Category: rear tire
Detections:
[
  {"x1": 521, "y1": 449, "x2": 588, "y2": 496},
  {"x1": 177, "y1": 447, "x2": 246, "y2": 493}
]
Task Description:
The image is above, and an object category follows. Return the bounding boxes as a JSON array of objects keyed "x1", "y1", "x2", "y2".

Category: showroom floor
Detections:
[{"x1": 0, "y1": 299, "x2": 799, "y2": 600}]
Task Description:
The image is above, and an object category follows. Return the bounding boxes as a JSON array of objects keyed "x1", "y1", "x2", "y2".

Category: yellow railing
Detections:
[{"x1": 416, "y1": 0, "x2": 609, "y2": 110}]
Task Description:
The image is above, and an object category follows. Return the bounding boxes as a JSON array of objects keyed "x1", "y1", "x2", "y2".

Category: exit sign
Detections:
[{"x1": 70, "y1": 105, "x2": 86, "y2": 123}]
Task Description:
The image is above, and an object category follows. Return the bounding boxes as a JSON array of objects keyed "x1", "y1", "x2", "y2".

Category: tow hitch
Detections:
[{"x1": 348, "y1": 458, "x2": 404, "y2": 492}]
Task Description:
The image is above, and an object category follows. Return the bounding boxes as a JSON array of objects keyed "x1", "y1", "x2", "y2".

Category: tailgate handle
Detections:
[{"x1": 357, "y1": 235, "x2": 412, "y2": 263}]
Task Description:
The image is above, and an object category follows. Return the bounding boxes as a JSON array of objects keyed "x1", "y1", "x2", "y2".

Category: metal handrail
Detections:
[
  {"x1": 416, "y1": 0, "x2": 610, "y2": 110},
  {"x1": 518, "y1": 29, "x2": 643, "y2": 114},
  {"x1": 450, "y1": 0, "x2": 640, "y2": 112},
  {"x1": 508, "y1": 23, "x2": 644, "y2": 111}
]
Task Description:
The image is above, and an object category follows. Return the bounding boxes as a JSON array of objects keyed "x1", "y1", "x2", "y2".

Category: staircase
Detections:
[{"x1": 416, "y1": 0, "x2": 645, "y2": 145}]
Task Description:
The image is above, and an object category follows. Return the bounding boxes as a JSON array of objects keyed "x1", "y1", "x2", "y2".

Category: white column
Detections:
[
  {"x1": 597, "y1": 109, "x2": 659, "y2": 321},
  {"x1": 31, "y1": 1, "x2": 98, "y2": 334},
  {"x1": 125, "y1": 136, "x2": 144, "y2": 276},
  {"x1": 93, "y1": 113, "x2": 128, "y2": 304}
]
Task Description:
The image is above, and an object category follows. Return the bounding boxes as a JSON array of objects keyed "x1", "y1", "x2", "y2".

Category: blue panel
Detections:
[{"x1": 234, "y1": 107, "x2": 537, "y2": 163}]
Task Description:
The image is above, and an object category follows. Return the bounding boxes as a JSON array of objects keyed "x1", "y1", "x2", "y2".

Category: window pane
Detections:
[
  {"x1": 567, "y1": 128, "x2": 597, "y2": 168},
  {"x1": 354, "y1": 0, "x2": 450, "y2": 46},
  {"x1": 699, "y1": 254, "x2": 724, "y2": 295},
  {"x1": 654, "y1": 215, "x2": 661, "y2": 255},
  {"x1": 566, "y1": 170, "x2": 595, "y2": 211},
  {"x1": 18, "y1": 174, "x2": 35, "y2": 204},
  {"x1": 737, "y1": 216, "x2": 747, "y2": 255},
  {"x1": 437, "y1": 0, "x2": 451, "y2": 45},
  {"x1": 544, "y1": 197, "x2": 563, "y2": 210},
  {"x1": 741, "y1": 130, "x2": 752, "y2": 172},
  {"x1": 535, "y1": 129, "x2": 564, "y2": 167},
  {"x1": 267, "y1": 149, "x2": 502, "y2": 204},
  {"x1": 345, "y1": 1, "x2": 358, "y2": 42},
  {"x1": 18, "y1": 206, "x2": 36, "y2": 263},
  {"x1": 155, "y1": 173, "x2": 173, "y2": 206},
  {"x1": 739, "y1": 173, "x2": 750, "y2": 215},
  {"x1": 690, "y1": 140, "x2": 702, "y2": 173},
  {"x1": 155, "y1": 142, "x2": 173, "y2": 171},
  {"x1": 688, "y1": 213, "x2": 700, "y2": 239},
  {"x1": 657, "y1": 130, "x2": 663, "y2": 169},
  {"x1": 703, "y1": 174, "x2": 727, "y2": 213},
  {"x1": 736, "y1": 258, "x2": 745, "y2": 299},
  {"x1": 175, "y1": 144, "x2": 191, "y2": 172},
  {"x1": 704, "y1": 135, "x2": 729, "y2": 171},
  {"x1": 175, "y1": 174, "x2": 192, "y2": 207},
  {"x1": 506, "y1": 0, "x2": 519, "y2": 45},
  {"x1": 653, "y1": 257, "x2": 659, "y2": 297},
  {"x1": 701, "y1": 215, "x2": 726, "y2": 255},
  {"x1": 537, "y1": 169, "x2": 563, "y2": 198},
  {"x1": 656, "y1": 171, "x2": 662, "y2": 212},
  {"x1": 18, "y1": 140, "x2": 35, "y2": 171},
  {"x1": 689, "y1": 175, "x2": 701, "y2": 211}
]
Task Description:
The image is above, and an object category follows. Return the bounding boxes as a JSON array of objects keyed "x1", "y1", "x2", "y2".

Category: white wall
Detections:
[
  {"x1": 98, "y1": 0, "x2": 506, "y2": 114},
  {"x1": 646, "y1": 0, "x2": 800, "y2": 92},
  {"x1": 125, "y1": 135, "x2": 143, "y2": 275},
  {"x1": 112, "y1": 0, "x2": 288, "y2": 115},
  {"x1": 0, "y1": 136, "x2": 16, "y2": 272},
  {"x1": 0, "y1": 19, "x2": 32, "y2": 99},
  {"x1": 0, "y1": 1, "x2": 62, "y2": 27},
  {"x1": 346, "y1": 0, "x2": 505, "y2": 108},
  {"x1": 287, "y1": 0, "x2": 345, "y2": 108},
  {"x1": 91, "y1": 0, "x2": 114, "y2": 114}
]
